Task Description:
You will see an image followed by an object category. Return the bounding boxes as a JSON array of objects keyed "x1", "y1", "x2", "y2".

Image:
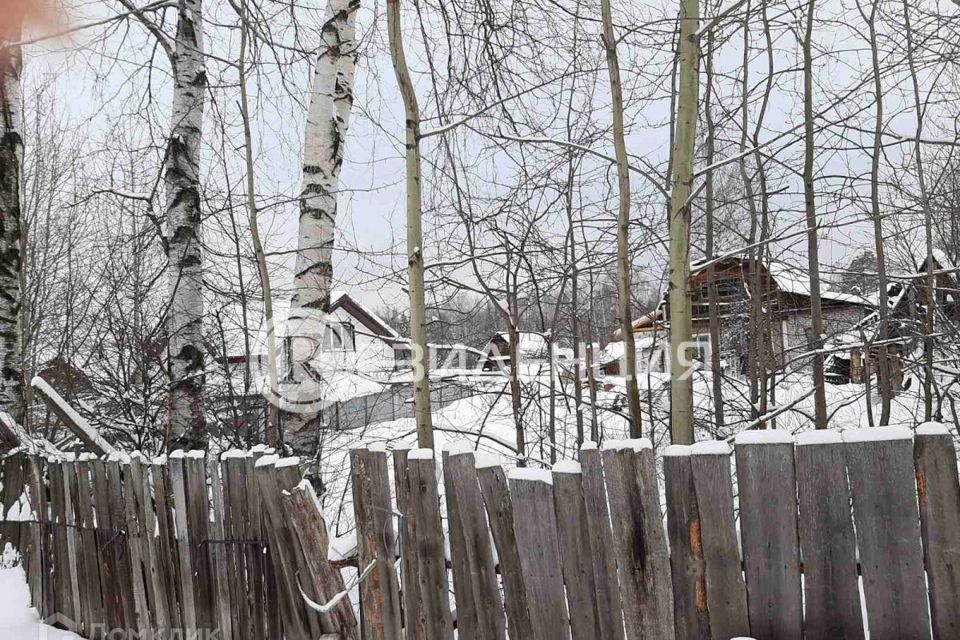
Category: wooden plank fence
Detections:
[
  {"x1": 0, "y1": 447, "x2": 357, "y2": 640},
  {"x1": 1, "y1": 423, "x2": 960, "y2": 639}
]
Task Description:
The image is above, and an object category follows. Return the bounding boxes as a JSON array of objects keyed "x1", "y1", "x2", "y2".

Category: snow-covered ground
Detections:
[{"x1": 0, "y1": 562, "x2": 82, "y2": 639}]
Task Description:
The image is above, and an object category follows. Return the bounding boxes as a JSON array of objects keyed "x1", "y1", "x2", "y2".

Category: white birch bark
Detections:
[
  {"x1": 165, "y1": 0, "x2": 207, "y2": 447},
  {"x1": 295, "y1": 0, "x2": 359, "y2": 312},
  {"x1": 0, "y1": 34, "x2": 24, "y2": 423}
]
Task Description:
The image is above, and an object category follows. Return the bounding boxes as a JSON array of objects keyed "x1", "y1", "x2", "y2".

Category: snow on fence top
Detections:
[
  {"x1": 507, "y1": 467, "x2": 553, "y2": 485},
  {"x1": 474, "y1": 452, "x2": 501, "y2": 469},
  {"x1": 916, "y1": 421, "x2": 950, "y2": 436},
  {"x1": 842, "y1": 425, "x2": 913, "y2": 443},
  {"x1": 408, "y1": 448, "x2": 435, "y2": 460},
  {"x1": 663, "y1": 444, "x2": 692, "y2": 457},
  {"x1": 552, "y1": 460, "x2": 581, "y2": 474},
  {"x1": 735, "y1": 429, "x2": 795, "y2": 445},
  {"x1": 580, "y1": 440, "x2": 598, "y2": 451},
  {"x1": 691, "y1": 440, "x2": 731, "y2": 456},
  {"x1": 796, "y1": 430, "x2": 842, "y2": 446},
  {"x1": 601, "y1": 438, "x2": 653, "y2": 452}
]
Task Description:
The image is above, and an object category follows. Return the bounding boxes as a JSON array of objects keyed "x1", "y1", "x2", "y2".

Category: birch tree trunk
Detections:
[
  {"x1": 387, "y1": 0, "x2": 434, "y2": 448},
  {"x1": 600, "y1": 0, "x2": 643, "y2": 438},
  {"x1": 289, "y1": 0, "x2": 358, "y2": 439},
  {"x1": 667, "y1": 0, "x2": 699, "y2": 444},
  {"x1": 0, "y1": 33, "x2": 24, "y2": 424},
  {"x1": 802, "y1": 0, "x2": 828, "y2": 430},
  {"x1": 295, "y1": 0, "x2": 358, "y2": 312},
  {"x1": 165, "y1": 0, "x2": 207, "y2": 448}
]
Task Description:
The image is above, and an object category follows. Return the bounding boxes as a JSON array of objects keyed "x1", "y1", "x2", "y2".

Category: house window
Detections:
[{"x1": 324, "y1": 322, "x2": 355, "y2": 351}]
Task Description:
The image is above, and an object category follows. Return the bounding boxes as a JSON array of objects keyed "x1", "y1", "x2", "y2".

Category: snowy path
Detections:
[{"x1": 0, "y1": 565, "x2": 82, "y2": 639}]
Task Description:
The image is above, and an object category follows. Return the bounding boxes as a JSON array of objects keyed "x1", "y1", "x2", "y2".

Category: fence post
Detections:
[
  {"x1": 844, "y1": 427, "x2": 931, "y2": 640},
  {"x1": 602, "y1": 440, "x2": 674, "y2": 640},
  {"x1": 795, "y1": 431, "x2": 863, "y2": 639},
  {"x1": 399, "y1": 450, "x2": 453, "y2": 639},
  {"x1": 223, "y1": 452, "x2": 252, "y2": 639},
  {"x1": 118, "y1": 455, "x2": 151, "y2": 634},
  {"x1": 578, "y1": 443, "x2": 625, "y2": 640},
  {"x1": 443, "y1": 449, "x2": 505, "y2": 639},
  {"x1": 735, "y1": 431, "x2": 802, "y2": 640},
  {"x1": 913, "y1": 423, "x2": 960, "y2": 639},
  {"x1": 350, "y1": 448, "x2": 402, "y2": 640},
  {"x1": 509, "y1": 467, "x2": 570, "y2": 640},
  {"x1": 688, "y1": 441, "x2": 749, "y2": 639},
  {"x1": 25, "y1": 456, "x2": 45, "y2": 614},
  {"x1": 663, "y1": 445, "x2": 709, "y2": 640},
  {"x1": 248, "y1": 448, "x2": 278, "y2": 640},
  {"x1": 476, "y1": 457, "x2": 534, "y2": 639},
  {"x1": 551, "y1": 460, "x2": 601, "y2": 640}
]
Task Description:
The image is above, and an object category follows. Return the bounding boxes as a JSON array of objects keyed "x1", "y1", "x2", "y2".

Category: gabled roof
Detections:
[{"x1": 329, "y1": 291, "x2": 401, "y2": 341}]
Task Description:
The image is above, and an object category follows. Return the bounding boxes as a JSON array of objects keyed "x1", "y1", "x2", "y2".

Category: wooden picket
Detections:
[{"x1": 2, "y1": 424, "x2": 960, "y2": 640}]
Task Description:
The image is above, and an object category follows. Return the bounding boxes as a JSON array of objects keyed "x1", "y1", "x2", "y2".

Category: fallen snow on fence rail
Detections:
[
  {"x1": 30, "y1": 376, "x2": 118, "y2": 456},
  {"x1": 796, "y1": 429, "x2": 843, "y2": 446},
  {"x1": 842, "y1": 425, "x2": 913, "y2": 442},
  {"x1": 690, "y1": 440, "x2": 731, "y2": 455},
  {"x1": 735, "y1": 429, "x2": 795, "y2": 445},
  {"x1": 508, "y1": 467, "x2": 553, "y2": 485}
]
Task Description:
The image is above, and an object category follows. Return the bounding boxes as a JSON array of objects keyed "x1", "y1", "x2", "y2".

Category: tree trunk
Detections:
[
  {"x1": 667, "y1": 0, "x2": 700, "y2": 444},
  {"x1": 236, "y1": 0, "x2": 281, "y2": 446},
  {"x1": 703, "y1": 19, "x2": 724, "y2": 433},
  {"x1": 601, "y1": 0, "x2": 643, "y2": 438},
  {"x1": 902, "y1": 0, "x2": 935, "y2": 421},
  {"x1": 165, "y1": 0, "x2": 207, "y2": 449},
  {"x1": 295, "y1": 0, "x2": 358, "y2": 311},
  {"x1": 0, "y1": 35, "x2": 24, "y2": 424},
  {"x1": 387, "y1": 0, "x2": 434, "y2": 448},
  {"x1": 288, "y1": 0, "x2": 359, "y2": 440},
  {"x1": 864, "y1": 0, "x2": 892, "y2": 425},
  {"x1": 802, "y1": 0, "x2": 828, "y2": 430}
]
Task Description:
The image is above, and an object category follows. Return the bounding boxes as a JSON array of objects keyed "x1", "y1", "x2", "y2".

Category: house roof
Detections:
[{"x1": 618, "y1": 255, "x2": 873, "y2": 338}]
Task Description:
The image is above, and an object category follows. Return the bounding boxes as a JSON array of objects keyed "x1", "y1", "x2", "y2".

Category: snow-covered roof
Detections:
[{"x1": 490, "y1": 331, "x2": 550, "y2": 357}]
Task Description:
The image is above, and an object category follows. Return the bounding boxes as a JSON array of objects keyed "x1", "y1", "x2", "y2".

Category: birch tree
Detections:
[
  {"x1": 387, "y1": 0, "x2": 434, "y2": 448},
  {"x1": 295, "y1": 0, "x2": 359, "y2": 312},
  {"x1": 0, "y1": 22, "x2": 24, "y2": 423},
  {"x1": 164, "y1": 0, "x2": 208, "y2": 448},
  {"x1": 667, "y1": 0, "x2": 700, "y2": 444}
]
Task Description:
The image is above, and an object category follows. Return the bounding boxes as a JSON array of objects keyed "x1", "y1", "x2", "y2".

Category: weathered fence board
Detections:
[
  {"x1": 150, "y1": 459, "x2": 182, "y2": 632},
  {"x1": 208, "y1": 457, "x2": 234, "y2": 640},
  {"x1": 663, "y1": 446, "x2": 710, "y2": 640},
  {"x1": 795, "y1": 431, "x2": 863, "y2": 639},
  {"x1": 602, "y1": 442, "x2": 675, "y2": 640},
  {"x1": 735, "y1": 431, "x2": 803, "y2": 640},
  {"x1": 578, "y1": 444, "x2": 625, "y2": 640},
  {"x1": 551, "y1": 461, "x2": 601, "y2": 640},
  {"x1": 913, "y1": 424, "x2": 960, "y2": 640},
  {"x1": 844, "y1": 427, "x2": 931, "y2": 640},
  {"x1": 688, "y1": 442, "x2": 750, "y2": 640},
  {"x1": 444, "y1": 450, "x2": 505, "y2": 640},
  {"x1": 168, "y1": 452, "x2": 198, "y2": 635},
  {"x1": 183, "y1": 452, "x2": 215, "y2": 634},
  {"x1": 476, "y1": 459, "x2": 535, "y2": 639},
  {"x1": 73, "y1": 458, "x2": 104, "y2": 636},
  {"x1": 402, "y1": 451, "x2": 453, "y2": 639},
  {"x1": 509, "y1": 470, "x2": 570, "y2": 640},
  {"x1": 350, "y1": 448, "x2": 403, "y2": 640}
]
